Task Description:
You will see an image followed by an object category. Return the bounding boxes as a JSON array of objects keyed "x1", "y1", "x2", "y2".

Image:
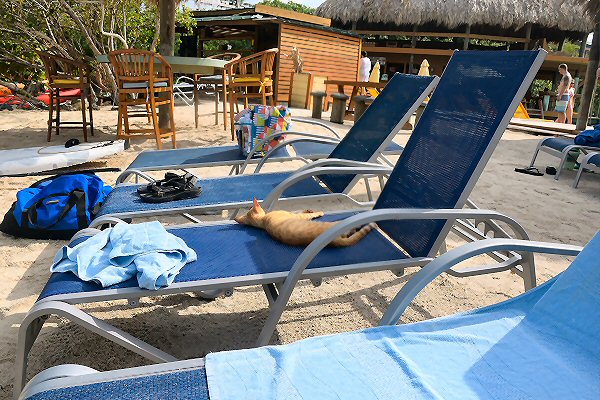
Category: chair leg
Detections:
[
  {"x1": 88, "y1": 88, "x2": 94, "y2": 137},
  {"x1": 149, "y1": 97, "x2": 162, "y2": 150},
  {"x1": 55, "y1": 92, "x2": 61, "y2": 136},
  {"x1": 261, "y1": 90, "x2": 267, "y2": 106},
  {"x1": 214, "y1": 83, "x2": 219, "y2": 125},
  {"x1": 269, "y1": 92, "x2": 275, "y2": 106},
  {"x1": 123, "y1": 97, "x2": 132, "y2": 140},
  {"x1": 229, "y1": 90, "x2": 236, "y2": 140},
  {"x1": 47, "y1": 90, "x2": 54, "y2": 142},
  {"x1": 194, "y1": 76, "x2": 199, "y2": 129},
  {"x1": 169, "y1": 94, "x2": 176, "y2": 149},
  {"x1": 222, "y1": 79, "x2": 228, "y2": 131},
  {"x1": 80, "y1": 90, "x2": 88, "y2": 142},
  {"x1": 146, "y1": 102, "x2": 151, "y2": 123}
]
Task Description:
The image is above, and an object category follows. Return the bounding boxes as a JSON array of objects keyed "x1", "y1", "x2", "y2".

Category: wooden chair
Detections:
[
  {"x1": 227, "y1": 48, "x2": 278, "y2": 139},
  {"x1": 37, "y1": 50, "x2": 94, "y2": 142},
  {"x1": 193, "y1": 52, "x2": 241, "y2": 130},
  {"x1": 109, "y1": 49, "x2": 176, "y2": 150}
]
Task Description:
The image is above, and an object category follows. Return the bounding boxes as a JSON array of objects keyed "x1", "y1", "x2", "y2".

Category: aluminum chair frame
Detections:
[
  {"x1": 572, "y1": 151, "x2": 600, "y2": 188},
  {"x1": 528, "y1": 137, "x2": 600, "y2": 180}
]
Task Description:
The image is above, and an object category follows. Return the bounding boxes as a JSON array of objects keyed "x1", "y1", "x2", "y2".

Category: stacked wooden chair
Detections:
[
  {"x1": 109, "y1": 49, "x2": 176, "y2": 150},
  {"x1": 227, "y1": 48, "x2": 278, "y2": 138},
  {"x1": 37, "y1": 50, "x2": 94, "y2": 142}
]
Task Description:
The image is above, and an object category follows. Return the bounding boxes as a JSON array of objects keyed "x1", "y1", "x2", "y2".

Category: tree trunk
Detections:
[
  {"x1": 576, "y1": 19, "x2": 600, "y2": 131},
  {"x1": 158, "y1": 0, "x2": 176, "y2": 129}
]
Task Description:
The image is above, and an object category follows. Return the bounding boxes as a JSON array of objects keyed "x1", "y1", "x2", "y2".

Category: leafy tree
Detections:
[{"x1": 258, "y1": 0, "x2": 315, "y2": 15}]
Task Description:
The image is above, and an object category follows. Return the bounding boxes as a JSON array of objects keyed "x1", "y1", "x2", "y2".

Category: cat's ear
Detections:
[{"x1": 253, "y1": 198, "x2": 261, "y2": 210}]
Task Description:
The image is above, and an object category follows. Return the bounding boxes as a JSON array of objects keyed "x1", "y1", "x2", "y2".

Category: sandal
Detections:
[
  {"x1": 138, "y1": 173, "x2": 202, "y2": 203},
  {"x1": 514, "y1": 167, "x2": 544, "y2": 176}
]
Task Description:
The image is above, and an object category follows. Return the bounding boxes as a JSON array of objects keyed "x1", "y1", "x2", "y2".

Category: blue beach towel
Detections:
[
  {"x1": 574, "y1": 124, "x2": 600, "y2": 147},
  {"x1": 50, "y1": 222, "x2": 197, "y2": 290},
  {"x1": 205, "y1": 232, "x2": 600, "y2": 400}
]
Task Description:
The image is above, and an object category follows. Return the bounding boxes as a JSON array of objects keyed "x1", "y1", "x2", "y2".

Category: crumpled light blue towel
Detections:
[{"x1": 51, "y1": 221, "x2": 197, "y2": 290}]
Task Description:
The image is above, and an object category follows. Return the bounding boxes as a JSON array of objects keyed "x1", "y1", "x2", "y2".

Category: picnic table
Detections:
[
  {"x1": 96, "y1": 54, "x2": 227, "y2": 128},
  {"x1": 324, "y1": 80, "x2": 387, "y2": 113}
]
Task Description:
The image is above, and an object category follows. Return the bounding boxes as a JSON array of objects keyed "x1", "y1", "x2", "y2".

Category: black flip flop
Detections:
[
  {"x1": 137, "y1": 172, "x2": 190, "y2": 195},
  {"x1": 515, "y1": 167, "x2": 544, "y2": 176}
]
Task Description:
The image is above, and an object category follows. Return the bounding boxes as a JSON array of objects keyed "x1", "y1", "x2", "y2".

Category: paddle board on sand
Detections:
[{"x1": 0, "y1": 140, "x2": 126, "y2": 176}]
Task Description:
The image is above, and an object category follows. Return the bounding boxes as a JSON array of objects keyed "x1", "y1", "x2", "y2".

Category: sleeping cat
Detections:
[{"x1": 234, "y1": 198, "x2": 375, "y2": 247}]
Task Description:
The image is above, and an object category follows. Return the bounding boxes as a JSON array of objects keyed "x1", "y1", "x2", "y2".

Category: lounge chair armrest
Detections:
[
  {"x1": 262, "y1": 166, "x2": 393, "y2": 211},
  {"x1": 240, "y1": 131, "x2": 340, "y2": 173},
  {"x1": 380, "y1": 238, "x2": 583, "y2": 326},
  {"x1": 292, "y1": 117, "x2": 342, "y2": 138},
  {"x1": 256, "y1": 208, "x2": 535, "y2": 346},
  {"x1": 294, "y1": 158, "x2": 386, "y2": 173}
]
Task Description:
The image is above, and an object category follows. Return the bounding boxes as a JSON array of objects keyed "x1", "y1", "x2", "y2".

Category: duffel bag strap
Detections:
[{"x1": 25, "y1": 189, "x2": 88, "y2": 230}]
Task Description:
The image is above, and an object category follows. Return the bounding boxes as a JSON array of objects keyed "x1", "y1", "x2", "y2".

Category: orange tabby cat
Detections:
[{"x1": 234, "y1": 198, "x2": 375, "y2": 247}]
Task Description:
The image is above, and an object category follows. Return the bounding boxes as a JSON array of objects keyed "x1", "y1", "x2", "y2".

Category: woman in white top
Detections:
[{"x1": 359, "y1": 51, "x2": 371, "y2": 82}]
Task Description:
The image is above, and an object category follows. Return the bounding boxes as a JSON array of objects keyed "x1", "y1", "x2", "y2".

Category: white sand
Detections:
[{"x1": 0, "y1": 101, "x2": 598, "y2": 399}]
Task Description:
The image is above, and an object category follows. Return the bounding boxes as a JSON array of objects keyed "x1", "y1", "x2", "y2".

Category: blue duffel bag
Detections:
[{"x1": 0, "y1": 173, "x2": 111, "y2": 239}]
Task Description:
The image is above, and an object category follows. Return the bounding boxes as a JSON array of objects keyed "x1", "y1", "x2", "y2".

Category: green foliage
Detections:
[
  {"x1": 530, "y1": 79, "x2": 553, "y2": 99},
  {"x1": 258, "y1": 0, "x2": 316, "y2": 15}
]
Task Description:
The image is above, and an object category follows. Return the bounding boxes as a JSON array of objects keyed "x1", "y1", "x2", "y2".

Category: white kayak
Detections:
[{"x1": 0, "y1": 140, "x2": 126, "y2": 176}]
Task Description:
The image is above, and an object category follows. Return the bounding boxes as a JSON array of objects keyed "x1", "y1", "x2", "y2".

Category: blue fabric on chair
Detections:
[
  {"x1": 38, "y1": 212, "x2": 406, "y2": 301},
  {"x1": 290, "y1": 141, "x2": 403, "y2": 159},
  {"x1": 26, "y1": 366, "x2": 209, "y2": 400},
  {"x1": 95, "y1": 172, "x2": 328, "y2": 219},
  {"x1": 205, "y1": 231, "x2": 600, "y2": 400},
  {"x1": 127, "y1": 146, "x2": 291, "y2": 171},
  {"x1": 374, "y1": 51, "x2": 541, "y2": 258},
  {"x1": 318, "y1": 74, "x2": 436, "y2": 193},
  {"x1": 541, "y1": 137, "x2": 575, "y2": 152},
  {"x1": 588, "y1": 152, "x2": 600, "y2": 167}
]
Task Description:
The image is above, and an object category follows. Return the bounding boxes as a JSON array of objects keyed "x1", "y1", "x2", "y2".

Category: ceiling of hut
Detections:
[{"x1": 315, "y1": 0, "x2": 595, "y2": 34}]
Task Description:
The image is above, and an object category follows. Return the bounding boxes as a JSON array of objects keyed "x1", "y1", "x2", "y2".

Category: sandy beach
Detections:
[{"x1": 0, "y1": 100, "x2": 598, "y2": 399}]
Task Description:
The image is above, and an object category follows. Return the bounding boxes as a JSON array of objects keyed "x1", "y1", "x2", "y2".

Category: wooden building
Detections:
[
  {"x1": 316, "y1": 0, "x2": 595, "y2": 117},
  {"x1": 180, "y1": 5, "x2": 362, "y2": 104}
]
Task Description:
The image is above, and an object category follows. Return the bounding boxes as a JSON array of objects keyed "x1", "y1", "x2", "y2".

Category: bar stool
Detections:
[
  {"x1": 37, "y1": 51, "x2": 94, "y2": 142},
  {"x1": 330, "y1": 93, "x2": 349, "y2": 124}
]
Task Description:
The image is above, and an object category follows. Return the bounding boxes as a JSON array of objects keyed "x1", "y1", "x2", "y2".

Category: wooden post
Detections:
[
  {"x1": 524, "y1": 23, "x2": 532, "y2": 50},
  {"x1": 579, "y1": 32, "x2": 588, "y2": 57},
  {"x1": 408, "y1": 25, "x2": 417, "y2": 74},
  {"x1": 576, "y1": 17, "x2": 600, "y2": 130},
  {"x1": 158, "y1": 0, "x2": 176, "y2": 129},
  {"x1": 351, "y1": 21, "x2": 357, "y2": 31},
  {"x1": 558, "y1": 37, "x2": 566, "y2": 52},
  {"x1": 463, "y1": 25, "x2": 470, "y2": 50}
]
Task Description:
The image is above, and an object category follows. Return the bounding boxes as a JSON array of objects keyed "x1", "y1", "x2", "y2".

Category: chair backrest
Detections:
[
  {"x1": 374, "y1": 50, "x2": 545, "y2": 258},
  {"x1": 36, "y1": 50, "x2": 89, "y2": 82},
  {"x1": 109, "y1": 49, "x2": 171, "y2": 86},
  {"x1": 318, "y1": 73, "x2": 439, "y2": 193},
  {"x1": 228, "y1": 48, "x2": 278, "y2": 80}
]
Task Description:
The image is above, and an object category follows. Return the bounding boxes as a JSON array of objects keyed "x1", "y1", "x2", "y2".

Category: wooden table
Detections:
[
  {"x1": 96, "y1": 54, "x2": 227, "y2": 128},
  {"x1": 324, "y1": 80, "x2": 387, "y2": 113}
]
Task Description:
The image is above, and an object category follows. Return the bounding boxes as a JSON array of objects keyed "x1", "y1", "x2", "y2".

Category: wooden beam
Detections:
[
  {"x1": 357, "y1": 30, "x2": 530, "y2": 43},
  {"x1": 524, "y1": 23, "x2": 532, "y2": 50},
  {"x1": 579, "y1": 32, "x2": 588, "y2": 57},
  {"x1": 362, "y1": 46, "x2": 454, "y2": 56},
  {"x1": 254, "y1": 4, "x2": 331, "y2": 27},
  {"x1": 159, "y1": 0, "x2": 176, "y2": 129}
]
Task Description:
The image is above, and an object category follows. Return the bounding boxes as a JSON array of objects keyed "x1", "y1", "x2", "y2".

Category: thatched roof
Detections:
[{"x1": 316, "y1": 0, "x2": 594, "y2": 33}]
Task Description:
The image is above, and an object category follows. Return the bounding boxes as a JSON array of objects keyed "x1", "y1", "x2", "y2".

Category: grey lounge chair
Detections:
[
  {"x1": 528, "y1": 136, "x2": 600, "y2": 180},
  {"x1": 573, "y1": 151, "x2": 600, "y2": 188},
  {"x1": 14, "y1": 49, "x2": 547, "y2": 395},
  {"x1": 119, "y1": 73, "x2": 429, "y2": 180},
  {"x1": 17, "y1": 233, "x2": 588, "y2": 400},
  {"x1": 92, "y1": 73, "x2": 439, "y2": 226}
]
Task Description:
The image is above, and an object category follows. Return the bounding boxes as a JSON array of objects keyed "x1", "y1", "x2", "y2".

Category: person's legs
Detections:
[{"x1": 566, "y1": 98, "x2": 574, "y2": 124}]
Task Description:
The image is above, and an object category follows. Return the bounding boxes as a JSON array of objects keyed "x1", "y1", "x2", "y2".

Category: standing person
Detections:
[
  {"x1": 359, "y1": 51, "x2": 371, "y2": 82},
  {"x1": 555, "y1": 63, "x2": 572, "y2": 123},
  {"x1": 566, "y1": 81, "x2": 575, "y2": 125}
]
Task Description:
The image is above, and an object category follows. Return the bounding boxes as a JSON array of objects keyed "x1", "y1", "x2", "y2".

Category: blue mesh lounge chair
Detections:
[
  {"x1": 118, "y1": 72, "x2": 436, "y2": 182},
  {"x1": 93, "y1": 73, "x2": 438, "y2": 226},
  {"x1": 528, "y1": 136, "x2": 600, "y2": 180},
  {"x1": 17, "y1": 233, "x2": 593, "y2": 400},
  {"x1": 573, "y1": 151, "x2": 600, "y2": 188},
  {"x1": 14, "y1": 50, "x2": 546, "y2": 395}
]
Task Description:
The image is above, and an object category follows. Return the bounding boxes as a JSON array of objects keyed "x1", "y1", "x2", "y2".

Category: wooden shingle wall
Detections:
[{"x1": 277, "y1": 24, "x2": 361, "y2": 104}]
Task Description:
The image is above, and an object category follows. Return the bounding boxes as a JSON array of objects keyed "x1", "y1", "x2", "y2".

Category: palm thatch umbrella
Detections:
[{"x1": 316, "y1": 0, "x2": 593, "y2": 33}]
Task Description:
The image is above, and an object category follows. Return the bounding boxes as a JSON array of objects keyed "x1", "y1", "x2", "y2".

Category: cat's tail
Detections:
[{"x1": 331, "y1": 223, "x2": 377, "y2": 247}]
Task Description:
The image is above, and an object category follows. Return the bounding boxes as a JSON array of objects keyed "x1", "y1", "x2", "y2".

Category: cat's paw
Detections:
[{"x1": 303, "y1": 209, "x2": 314, "y2": 213}]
